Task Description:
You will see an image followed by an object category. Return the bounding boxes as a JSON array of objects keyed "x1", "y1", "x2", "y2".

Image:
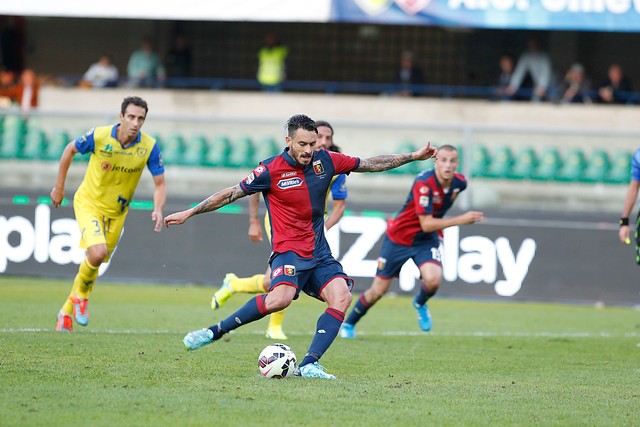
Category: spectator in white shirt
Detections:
[{"x1": 81, "y1": 55, "x2": 119, "y2": 88}]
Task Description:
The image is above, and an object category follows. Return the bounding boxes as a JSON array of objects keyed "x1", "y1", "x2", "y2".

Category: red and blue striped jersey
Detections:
[
  {"x1": 240, "y1": 148, "x2": 360, "y2": 258},
  {"x1": 386, "y1": 169, "x2": 467, "y2": 246}
]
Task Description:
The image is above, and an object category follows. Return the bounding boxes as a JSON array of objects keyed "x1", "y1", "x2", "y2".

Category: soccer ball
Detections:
[{"x1": 258, "y1": 343, "x2": 297, "y2": 379}]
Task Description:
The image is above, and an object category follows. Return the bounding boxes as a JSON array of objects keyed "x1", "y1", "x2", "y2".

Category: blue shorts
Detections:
[
  {"x1": 376, "y1": 235, "x2": 442, "y2": 279},
  {"x1": 268, "y1": 251, "x2": 354, "y2": 301}
]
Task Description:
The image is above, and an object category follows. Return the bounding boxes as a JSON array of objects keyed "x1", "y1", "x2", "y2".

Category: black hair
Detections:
[
  {"x1": 314, "y1": 120, "x2": 334, "y2": 135},
  {"x1": 121, "y1": 96, "x2": 148, "y2": 116},
  {"x1": 285, "y1": 114, "x2": 316, "y2": 138}
]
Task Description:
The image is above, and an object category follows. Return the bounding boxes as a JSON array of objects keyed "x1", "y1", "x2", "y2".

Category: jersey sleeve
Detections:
[
  {"x1": 146, "y1": 141, "x2": 165, "y2": 176},
  {"x1": 632, "y1": 148, "x2": 640, "y2": 182},
  {"x1": 74, "y1": 128, "x2": 96, "y2": 154},
  {"x1": 328, "y1": 151, "x2": 360, "y2": 175},
  {"x1": 239, "y1": 163, "x2": 271, "y2": 195},
  {"x1": 330, "y1": 174, "x2": 348, "y2": 200},
  {"x1": 412, "y1": 179, "x2": 433, "y2": 216}
]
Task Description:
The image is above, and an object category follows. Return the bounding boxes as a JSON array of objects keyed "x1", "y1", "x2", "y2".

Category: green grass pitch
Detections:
[{"x1": 1, "y1": 276, "x2": 638, "y2": 426}]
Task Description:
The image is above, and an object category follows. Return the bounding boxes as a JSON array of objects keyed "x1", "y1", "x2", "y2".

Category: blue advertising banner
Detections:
[{"x1": 332, "y1": 0, "x2": 640, "y2": 32}]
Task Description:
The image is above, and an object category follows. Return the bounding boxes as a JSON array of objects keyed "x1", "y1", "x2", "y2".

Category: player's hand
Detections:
[
  {"x1": 619, "y1": 225, "x2": 631, "y2": 244},
  {"x1": 461, "y1": 211, "x2": 484, "y2": 224},
  {"x1": 248, "y1": 219, "x2": 263, "y2": 243},
  {"x1": 413, "y1": 142, "x2": 437, "y2": 161},
  {"x1": 164, "y1": 210, "x2": 190, "y2": 228},
  {"x1": 152, "y1": 209, "x2": 163, "y2": 233},
  {"x1": 50, "y1": 187, "x2": 64, "y2": 208}
]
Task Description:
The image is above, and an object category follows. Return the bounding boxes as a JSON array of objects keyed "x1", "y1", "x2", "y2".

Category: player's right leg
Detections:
[
  {"x1": 185, "y1": 284, "x2": 295, "y2": 350},
  {"x1": 413, "y1": 262, "x2": 442, "y2": 332},
  {"x1": 340, "y1": 276, "x2": 392, "y2": 338}
]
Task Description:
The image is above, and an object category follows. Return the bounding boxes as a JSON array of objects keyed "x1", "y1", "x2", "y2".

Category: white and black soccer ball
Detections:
[{"x1": 258, "y1": 343, "x2": 297, "y2": 379}]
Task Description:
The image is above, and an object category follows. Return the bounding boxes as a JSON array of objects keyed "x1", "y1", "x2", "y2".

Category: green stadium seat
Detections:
[
  {"x1": 556, "y1": 148, "x2": 586, "y2": 182},
  {"x1": 203, "y1": 135, "x2": 231, "y2": 167},
  {"x1": 181, "y1": 135, "x2": 206, "y2": 166},
  {"x1": 227, "y1": 136, "x2": 255, "y2": 168},
  {"x1": 485, "y1": 146, "x2": 514, "y2": 179},
  {"x1": 160, "y1": 134, "x2": 184, "y2": 165},
  {"x1": 254, "y1": 137, "x2": 281, "y2": 162},
  {"x1": 388, "y1": 141, "x2": 419, "y2": 175},
  {"x1": 606, "y1": 151, "x2": 632, "y2": 184},
  {"x1": 2, "y1": 114, "x2": 25, "y2": 135},
  {"x1": 42, "y1": 130, "x2": 70, "y2": 160},
  {"x1": 532, "y1": 147, "x2": 562, "y2": 181},
  {"x1": 470, "y1": 145, "x2": 490, "y2": 178},
  {"x1": 0, "y1": 130, "x2": 22, "y2": 158},
  {"x1": 22, "y1": 128, "x2": 47, "y2": 159},
  {"x1": 509, "y1": 147, "x2": 538, "y2": 180},
  {"x1": 582, "y1": 150, "x2": 610, "y2": 183}
]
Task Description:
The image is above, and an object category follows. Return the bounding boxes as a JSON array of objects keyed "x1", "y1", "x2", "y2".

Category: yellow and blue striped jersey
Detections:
[{"x1": 73, "y1": 124, "x2": 164, "y2": 217}]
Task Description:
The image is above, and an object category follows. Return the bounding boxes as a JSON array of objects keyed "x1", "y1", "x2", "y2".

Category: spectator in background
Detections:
[
  {"x1": 396, "y1": 51, "x2": 425, "y2": 97},
  {"x1": 597, "y1": 64, "x2": 633, "y2": 105},
  {"x1": 493, "y1": 54, "x2": 514, "y2": 101},
  {"x1": 257, "y1": 33, "x2": 288, "y2": 92},
  {"x1": 127, "y1": 37, "x2": 166, "y2": 88},
  {"x1": 81, "y1": 55, "x2": 119, "y2": 88},
  {"x1": 165, "y1": 34, "x2": 192, "y2": 83},
  {"x1": 506, "y1": 37, "x2": 553, "y2": 102},
  {"x1": 0, "y1": 68, "x2": 39, "y2": 111},
  {"x1": 557, "y1": 63, "x2": 591, "y2": 104}
]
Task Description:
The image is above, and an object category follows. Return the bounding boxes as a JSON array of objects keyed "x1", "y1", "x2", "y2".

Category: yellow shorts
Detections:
[
  {"x1": 264, "y1": 213, "x2": 272, "y2": 243},
  {"x1": 74, "y1": 197, "x2": 126, "y2": 262}
]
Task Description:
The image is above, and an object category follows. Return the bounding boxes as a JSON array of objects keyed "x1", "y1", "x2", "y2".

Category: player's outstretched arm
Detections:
[
  {"x1": 354, "y1": 142, "x2": 437, "y2": 173},
  {"x1": 164, "y1": 184, "x2": 247, "y2": 228},
  {"x1": 151, "y1": 174, "x2": 167, "y2": 233},
  {"x1": 50, "y1": 141, "x2": 79, "y2": 207},
  {"x1": 419, "y1": 211, "x2": 484, "y2": 233}
]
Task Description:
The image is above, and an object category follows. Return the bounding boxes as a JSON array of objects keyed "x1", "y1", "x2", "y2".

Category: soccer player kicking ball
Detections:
[
  {"x1": 164, "y1": 114, "x2": 436, "y2": 379},
  {"x1": 340, "y1": 145, "x2": 483, "y2": 339},
  {"x1": 50, "y1": 97, "x2": 166, "y2": 332}
]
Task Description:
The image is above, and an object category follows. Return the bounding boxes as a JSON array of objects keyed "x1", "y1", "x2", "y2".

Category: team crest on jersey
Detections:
[
  {"x1": 377, "y1": 257, "x2": 387, "y2": 271},
  {"x1": 395, "y1": 0, "x2": 431, "y2": 15},
  {"x1": 244, "y1": 172, "x2": 255, "y2": 185},
  {"x1": 271, "y1": 266, "x2": 283, "y2": 279},
  {"x1": 277, "y1": 177, "x2": 303, "y2": 189},
  {"x1": 284, "y1": 265, "x2": 296, "y2": 276},
  {"x1": 419, "y1": 186, "x2": 430, "y2": 194},
  {"x1": 419, "y1": 195, "x2": 430, "y2": 207},
  {"x1": 137, "y1": 147, "x2": 148, "y2": 157},
  {"x1": 354, "y1": 0, "x2": 393, "y2": 15},
  {"x1": 313, "y1": 160, "x2": 325, "y2": 175}
]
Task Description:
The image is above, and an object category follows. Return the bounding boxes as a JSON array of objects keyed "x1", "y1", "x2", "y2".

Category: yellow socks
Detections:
[
  {"x1": 268, "y1": 309, "x2": 285, "y2": 330},
  {"x1": 229, "y1": 274, "x2": 267, "y2": 293},
  {"x1": 61, "y1": 258, "x2": 99, "y2": 314}
]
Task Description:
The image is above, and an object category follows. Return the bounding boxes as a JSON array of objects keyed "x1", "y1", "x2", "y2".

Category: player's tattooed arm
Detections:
[
  {"x1": 355, "y1": 153, "x2": 414, "y2": 172},
  {"x1": 192, "y1": 184, "x2": 247, "y2": 215}
]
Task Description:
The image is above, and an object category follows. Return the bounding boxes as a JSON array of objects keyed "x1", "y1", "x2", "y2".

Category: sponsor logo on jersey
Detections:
[
  {"x1": 281, "y1": 171, "x2": 297, "y2": 178},
  {"x1": 99, "y1": 143, "x2": 113, "y2": 158},
  {"x1": 244, "y1": 172, "x2": 255, "y2": 185},
  {"x1": 254, "y1": 165, "x2": 266, "y2": 176},
  {"x1": 433, "y1": 191, "x2": 442, "y2": 204},
  {"x1": 377, "y1": 257, "x2": 387, "y2": 271},
  {"x1": 101, "y1": 161, "x2": 112, "y2": 171},
  {"x1": 313, "y1": 160, "x2": 324, "y2": 175},
  {"x1": 419, "y1": 195, "x2": 430, "y2": 206},
  {"x1": 271, "y1": 266, "x2": 283, "y2": 278},
  {"x1": 111, "y1": 165, "x2": 143, "y2": 173},
  {"x1": 284, "y1": 265, "x2": 296, "y2": 276},
  {"x1": 277, "y1": 177, "x2": 303, "y2": 189},
  {"x1": 419, "y1": 186, "x2": 429, "y2": 194}
]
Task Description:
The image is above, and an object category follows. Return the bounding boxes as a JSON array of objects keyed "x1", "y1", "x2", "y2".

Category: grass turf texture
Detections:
[{"x1": 1, "y1": 276, "x2": 638, "y2": 426}]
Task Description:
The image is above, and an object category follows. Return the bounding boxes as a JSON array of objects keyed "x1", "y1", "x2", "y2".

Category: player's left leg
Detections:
[
  {"x1": 340, "y1": 276, "x2": 392, "y2": 339},
  {"x1": 296, "y1": 271, "x2": 352, "y2": 379},
  {"x1": 413, "y1": 262, "x2": 442, "y2": 332}
]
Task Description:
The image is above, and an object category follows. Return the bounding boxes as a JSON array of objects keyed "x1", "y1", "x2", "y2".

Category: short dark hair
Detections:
[
  {"x1": 121, "y1": 96, "x2": 148, "y2": 116},
  {"x1": 285, "y1": 114, "x2": 316, "y2": 138},
  {"x1": 314, "y1": 120, "x2": 334, "y2": 135},
  {"x1": 439, "y1": 144, "x2": 457, "y2": 153}
]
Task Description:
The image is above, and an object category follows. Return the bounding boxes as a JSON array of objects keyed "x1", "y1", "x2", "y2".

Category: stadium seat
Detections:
[
  {"x1": 485, "y1": 146, "x2": 513, "y2": 179},
  {"x1": 254, "y1": 136, "x2": 281, "y2": 162},
  {"x1": 203, "y1": 135, "x2": 231, "y2": 167},
  {"x1": 42, "y1": 130, "x2": 70, "y2": 160},
  {"x1": 509, "y1": 147, "x2": 538, "y2": 180},
  {"x1": 160, "y1": 134, "x2": 184, "y2": 165},
  {"x1": 556, "y1": 148, "x2": 586, "y2": 182},
  {"x1": 22, "y1": 128, "x2": 47, "y2": 160},
  {"x1": 532, "y1": 147, "x2": 562, "y2": 181},
  {"x1": 388, "y1": 141, "x2": 419, "y2": 175},
  {"x1": 227, "y1": 136, "x2": 255, "y2": 168},
  {"x1": 582, "y1": 150, "x2": 610, "y2": 183},
  {"x1": 181, "y1": 135, "x2": 206, "y2": 166},
  {"x1": 606, "y1": 151, "x2": 632, "y2": 184},
  {"x1": 470, "y1": 145, "x2": 490, "y2": 178}
]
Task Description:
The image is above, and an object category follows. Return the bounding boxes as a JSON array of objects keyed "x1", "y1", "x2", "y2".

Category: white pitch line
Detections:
[{"x1": 1, "y1": 328, "x2": 638, "y2": 338}]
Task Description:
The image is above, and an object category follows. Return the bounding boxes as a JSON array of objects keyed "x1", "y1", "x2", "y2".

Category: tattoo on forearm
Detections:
[
  {"x1": 356, "y1": 153, "x2": 413, "y2": 172},
  {"x1": 192, "y1": 185, "x2": 245, "y2": 215}
]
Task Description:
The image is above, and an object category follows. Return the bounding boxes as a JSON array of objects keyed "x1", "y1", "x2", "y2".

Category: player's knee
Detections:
[
  {"x1": 422, "y1": 277, "x2": 441, "y2": 291},
  {"x1": 332, "y1": 290, "x2": 352, "y2": 312},
  {"x1": 87, "y1": 248, "x2": 108, "y2": 266}
]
